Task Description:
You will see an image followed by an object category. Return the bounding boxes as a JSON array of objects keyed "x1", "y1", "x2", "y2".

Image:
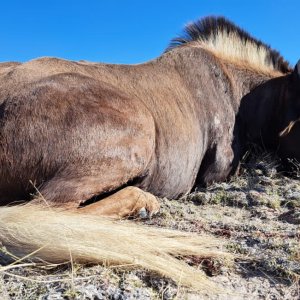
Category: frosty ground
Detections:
[{"x1": 0, "y1": 152, "x2": 299, "y2": 299}]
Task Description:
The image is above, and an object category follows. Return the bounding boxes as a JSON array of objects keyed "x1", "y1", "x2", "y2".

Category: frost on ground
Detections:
[{"x1": 0, "y1": 152, "x2": 299, "y2": 299}]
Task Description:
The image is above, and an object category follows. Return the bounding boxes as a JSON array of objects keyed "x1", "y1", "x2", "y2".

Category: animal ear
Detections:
[{"x1": 293, "y1": 60, "x2": 300, "y2": 80}]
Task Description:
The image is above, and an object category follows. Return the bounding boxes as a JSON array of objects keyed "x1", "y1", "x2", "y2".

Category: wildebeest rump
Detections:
[{"x1": 0, "y1": 17, "x2": 298, "y2": 216}]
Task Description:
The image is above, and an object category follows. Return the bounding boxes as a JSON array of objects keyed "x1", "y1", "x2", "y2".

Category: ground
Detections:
[{"x1": 0, "y1": 152, "x2": 299, "y2": 299}]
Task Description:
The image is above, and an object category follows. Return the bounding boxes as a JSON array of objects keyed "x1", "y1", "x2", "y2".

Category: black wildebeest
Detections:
[{"x1": 0, "y1": 17, "x2": 298, "y2": 290}]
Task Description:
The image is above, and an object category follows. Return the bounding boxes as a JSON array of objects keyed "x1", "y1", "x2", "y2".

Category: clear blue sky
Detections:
[{"x1": 1, "y1": 1, "x2": 299, "y2": 66}]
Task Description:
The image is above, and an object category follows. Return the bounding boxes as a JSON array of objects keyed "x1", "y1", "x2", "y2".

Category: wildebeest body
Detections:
[
  {"x1": 0, "y1": 48, "x2": 237, "y2": 203},
  {"x1": 1, "y1": 17, "x2": 300, "y2": 289},
  {"x1": 0, "y1": 17, "x2": 296, "y2": 210}
]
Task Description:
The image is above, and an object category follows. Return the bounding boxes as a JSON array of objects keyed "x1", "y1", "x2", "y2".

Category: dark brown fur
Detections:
[{"x1": 0, "y1": 17, "x2": 298, "y2": 210}]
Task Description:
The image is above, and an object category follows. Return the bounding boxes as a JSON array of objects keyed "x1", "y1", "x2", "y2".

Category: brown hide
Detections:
[
  {"x1": 0, "y1": 49, "x2": 238, "y2": 205},
  {"x1": 0, "y1": 17, "x2": 293, "y2": 207}
]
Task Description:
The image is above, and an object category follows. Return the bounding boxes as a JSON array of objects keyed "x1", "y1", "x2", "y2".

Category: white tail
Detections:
[{"x1": 0, "y1": 204, "x2": 231, "y2": 291}]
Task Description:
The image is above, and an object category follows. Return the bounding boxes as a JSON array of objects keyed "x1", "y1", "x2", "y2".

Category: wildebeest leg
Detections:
[
  {"x1": 77, "y1": 186, "x2": 160, "y2": 219},
  {"x1": 29, "y1": 171, "x2": 159, "y2": 220}
]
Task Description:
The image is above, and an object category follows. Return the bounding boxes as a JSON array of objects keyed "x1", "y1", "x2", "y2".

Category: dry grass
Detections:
[
  {"x1": 0, "y1": 204, "x2": 231, "y2": 294},
  {"x1": 0, "y1": 153, "x2": 299, "y2": 299}
]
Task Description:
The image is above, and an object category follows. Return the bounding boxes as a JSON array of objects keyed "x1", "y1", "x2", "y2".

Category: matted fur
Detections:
[
  {"x1": 0, "y1": 204, "x2": 230, "y2": 291},
  {"x1": 167, "y1": 16, "x2": 291, "y2": 73}
]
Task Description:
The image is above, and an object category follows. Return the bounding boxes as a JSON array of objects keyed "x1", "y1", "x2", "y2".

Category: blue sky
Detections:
[{"x1": 1, "y1": 1, "x2": 299, "y2": 66}]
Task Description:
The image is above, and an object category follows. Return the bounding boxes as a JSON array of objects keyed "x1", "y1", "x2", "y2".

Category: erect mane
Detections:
[{"x1": 166, "y1": 16, "x2": 291, "y2": 74}]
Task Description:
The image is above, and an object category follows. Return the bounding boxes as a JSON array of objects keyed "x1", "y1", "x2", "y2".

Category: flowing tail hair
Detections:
[{"x1": 0, "y1": 204, "x2": 232, "y2": 292}]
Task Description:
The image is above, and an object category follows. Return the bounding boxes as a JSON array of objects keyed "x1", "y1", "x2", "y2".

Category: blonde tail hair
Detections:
[{"x1": 0, "y1": 204, "x2": 231, "y2": 292}]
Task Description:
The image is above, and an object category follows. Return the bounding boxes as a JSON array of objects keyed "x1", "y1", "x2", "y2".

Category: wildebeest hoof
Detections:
[
  {"x1": 139, "y1": 206, "x2": 159, "y2": 219},
  {"x1": 139, "y1": 207, "x2": 148, "y2": 219}
]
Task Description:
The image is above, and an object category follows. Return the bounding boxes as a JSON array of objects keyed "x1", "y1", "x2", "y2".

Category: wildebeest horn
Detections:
[
  {"x1": 279, "y1": 120, "x2": 296, "y2": 137},
  {"x1": 279, "y1": 118, "x2": 300, "y2": 137}
]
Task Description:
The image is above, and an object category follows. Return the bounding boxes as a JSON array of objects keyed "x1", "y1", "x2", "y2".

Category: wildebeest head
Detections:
[{"x1": 278, "y1": 60, "x2": 300, "y2": 163}]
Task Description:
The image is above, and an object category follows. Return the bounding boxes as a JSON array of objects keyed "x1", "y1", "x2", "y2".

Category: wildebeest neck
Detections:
[{"x1": 165, "y1": 47, "x2": 286, "y2": 187}]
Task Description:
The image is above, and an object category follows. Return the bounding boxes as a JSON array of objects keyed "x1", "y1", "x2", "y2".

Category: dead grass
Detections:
[
  {"x1": 0, "y1": 152, "x2": 299, "y2": 299},
  {"x1": 0, "y1": 204, "x2": 232, "y2": 295}
]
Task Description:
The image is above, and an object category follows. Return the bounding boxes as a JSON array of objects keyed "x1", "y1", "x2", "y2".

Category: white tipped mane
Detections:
[
  {"x1": 195, "y1": 31, "x2": 276, "y2": 72},
  {"x1": 167, "y1": 17, "x2": 291, "y2": 74}
]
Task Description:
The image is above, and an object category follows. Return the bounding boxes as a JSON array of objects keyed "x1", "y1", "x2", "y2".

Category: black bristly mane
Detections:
[{"x1": 166, "y1": 16, "x2": 291, "y2": 74}]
